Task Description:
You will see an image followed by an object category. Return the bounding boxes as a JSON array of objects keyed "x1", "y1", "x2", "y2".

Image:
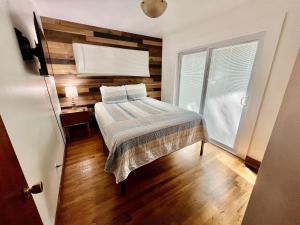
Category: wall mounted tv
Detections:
[{"x1": 15, "y1": 12, "x2": 53, "y2": 76}]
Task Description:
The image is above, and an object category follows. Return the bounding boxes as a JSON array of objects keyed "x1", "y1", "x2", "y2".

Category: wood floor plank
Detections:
[{"x1": 57, "y1": 132, "x2": 256, "y2": 225}]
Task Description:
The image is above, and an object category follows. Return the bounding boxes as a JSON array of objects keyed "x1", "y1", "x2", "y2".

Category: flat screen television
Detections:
[{"x1": 15, "y1": 12, "x2": 53, "y2": 76}]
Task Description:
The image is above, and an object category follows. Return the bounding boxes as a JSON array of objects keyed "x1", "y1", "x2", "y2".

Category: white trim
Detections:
[{"x1": 176, "y1": 32, "x2": 265, "y2": 158}]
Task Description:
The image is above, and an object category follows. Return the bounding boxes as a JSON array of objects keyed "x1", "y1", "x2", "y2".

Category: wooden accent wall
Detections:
[{"x1": 41, "y1": 17, "x2": 162, "y2": 110}]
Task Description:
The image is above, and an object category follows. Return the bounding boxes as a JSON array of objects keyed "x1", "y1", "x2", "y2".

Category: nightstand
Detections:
[{"x1": 60, "y1": 107, "x2": 90, "y2": 141}]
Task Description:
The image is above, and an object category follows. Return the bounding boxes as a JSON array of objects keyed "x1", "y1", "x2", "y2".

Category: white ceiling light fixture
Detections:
[{"x1": 141, "y1": 0, "x2": 168, "y2": 18}]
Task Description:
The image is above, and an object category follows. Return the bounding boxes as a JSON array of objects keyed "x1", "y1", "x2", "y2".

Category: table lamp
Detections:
[{"x1": 65, "y1": 86, "x2": 78, "y2": 108}]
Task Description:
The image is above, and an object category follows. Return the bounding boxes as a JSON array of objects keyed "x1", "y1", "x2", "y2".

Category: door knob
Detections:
[
  {"x1": 240, "y1": 96, "x2": 249, "y2": 106},
  {"x1": 24, "y1": 182, "x2": 43, "y2": 197},
  {"x1": 55, "y1": 163, "x2": 63, "y2": 168}
]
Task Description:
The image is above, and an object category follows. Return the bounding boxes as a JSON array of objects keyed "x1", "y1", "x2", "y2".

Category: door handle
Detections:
[
  {"x1": 24, "y1": 182, "x2": 43, "y2": 198},
  {"x1": 55, "y1": 163, "x2": 63, "y2": 168},
  {"x1": 240, "y1": 96, "x2": 249, "y2": 106}
]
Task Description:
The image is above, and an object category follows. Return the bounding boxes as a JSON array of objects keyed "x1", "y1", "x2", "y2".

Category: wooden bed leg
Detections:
[
  {"x1": 200, "y1": 140, "x2": 204, "y2": 156},
  {"x1": 120, "y1": 182, "x2": 126, "y2": 195},
  {"x1": 101, "y1": 134, "x2": 105, "y2": 153},
  {"x1": 101, "y1": 134, "x2": 109, "y2": 154},
  {"x1": 102, "y1": 140, "x2": 105, "y2": 153}
]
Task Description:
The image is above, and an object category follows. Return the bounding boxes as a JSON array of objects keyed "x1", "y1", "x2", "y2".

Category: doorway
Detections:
[{"x1": 177, "y1": 35, "x2": 261, "y2": 157}]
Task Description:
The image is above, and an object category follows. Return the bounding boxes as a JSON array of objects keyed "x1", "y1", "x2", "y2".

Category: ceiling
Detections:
[{"x1": 33, "y1": 0, "x2": 250, "y2": 38}]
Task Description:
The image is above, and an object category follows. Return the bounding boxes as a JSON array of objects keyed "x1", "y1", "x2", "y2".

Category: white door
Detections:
[{"x1": 203, "y1": 41, "x2": 258, "y2": 153}]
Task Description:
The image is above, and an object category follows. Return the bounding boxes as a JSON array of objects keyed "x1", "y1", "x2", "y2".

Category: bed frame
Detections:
[{"x1": 101, "y1": 133, "x2": 205, "y2": 195}]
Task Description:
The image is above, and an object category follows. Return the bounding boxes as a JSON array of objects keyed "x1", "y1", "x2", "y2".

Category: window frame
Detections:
[{"x1": 176, "y1": 32, "x2": 265, "y2": 156}]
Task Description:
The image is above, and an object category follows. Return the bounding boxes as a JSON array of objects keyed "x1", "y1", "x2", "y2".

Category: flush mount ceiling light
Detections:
[{"x1": 141, "y1": 0, "x2": 168, "y2": 18}]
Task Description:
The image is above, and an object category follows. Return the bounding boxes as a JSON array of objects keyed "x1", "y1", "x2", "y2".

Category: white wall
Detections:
[
  {"x1": 162, "y1": 0, "x2": 300, "y2": 161},
  {"x1": 242, "y1": 50, "x2": 300, "y2": 225},
  {"x1": 0, "y1": 0, "x2": 65, "y2": 225},
  {"x1": 248, "y1": 0, "x2": 300, "y2": 161}
]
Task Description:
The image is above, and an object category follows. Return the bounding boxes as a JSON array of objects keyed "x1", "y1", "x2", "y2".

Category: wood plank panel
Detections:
[
  {"x1": 53, "y1": 77, "x2": 160, "y2": 86},
  {"x1": 47, "y1": 41, "x2": 74, "y2": 56},
  {"x1": 57, "y1": 83, "x2": 160, "y2": 95},
  {"x1": 42, "y1": 17, "x2": 124, "y2": 37},
  {"x1": 86, "y1": 36, "x2": 139, "y2": 48},
  {"x1": 51, "y1": 64, "x2": 161, "y2": 76},
  {"x1": 150, "y1": 56, "x2": 162, "y2": 63},
  {"x1": 42, "y1": 22, "x2": 94, "y2": 36},
  {"x1": 51, "y1": 64, "x2": 77, "y2": 75},
  {"x1": 41, "y1": 16, "x2": 162, "y2": 111},
  {"x1": 44, "y1": 30, "x2": 86, "y2": 44},
  {"x1": 143, "y1": 39, "x2": 163, "y2": 47}
]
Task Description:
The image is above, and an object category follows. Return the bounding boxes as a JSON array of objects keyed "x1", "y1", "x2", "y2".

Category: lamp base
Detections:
[{"x1": 72, "y1": 98, "x2": 76, "y2": 109}]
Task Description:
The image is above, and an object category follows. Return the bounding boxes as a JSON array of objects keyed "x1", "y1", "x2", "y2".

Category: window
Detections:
[{"x1": 178, "y1": 51, "x2": 207, "y2": 113}]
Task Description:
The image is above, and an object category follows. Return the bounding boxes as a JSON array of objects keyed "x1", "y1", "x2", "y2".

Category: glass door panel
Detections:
[
  {"x1": 203, "y1": 41, "x2": 258, "y2": 150},
  {"x1": 178, "y1": 51, "x2": 207, "y2": 113}
]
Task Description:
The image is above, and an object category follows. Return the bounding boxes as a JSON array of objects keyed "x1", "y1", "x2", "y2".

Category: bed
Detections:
[{"x1": 95, "y1": 96, "x2": 207, "y2": 193}]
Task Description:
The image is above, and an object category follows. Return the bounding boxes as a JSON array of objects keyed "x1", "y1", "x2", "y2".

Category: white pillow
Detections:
[
  {"x1": 125, "y1": 83, "x2": 147, "y2": 100},
  {"x1": 100, "y1": 85, "x2": 128, "y2": 103}
]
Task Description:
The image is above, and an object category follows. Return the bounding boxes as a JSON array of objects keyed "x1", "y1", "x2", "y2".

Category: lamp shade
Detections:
[
  {"x1": 141, "y1": 0, "x2": 167, "y2": 18},
  {"x1": 65, "y1": 86, "x2": 78, "y2": 98}
]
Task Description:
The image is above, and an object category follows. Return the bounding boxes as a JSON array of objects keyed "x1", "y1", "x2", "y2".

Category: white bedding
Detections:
[{"x1": 95, "y1": 97, "x2": 207, "y2": 183}]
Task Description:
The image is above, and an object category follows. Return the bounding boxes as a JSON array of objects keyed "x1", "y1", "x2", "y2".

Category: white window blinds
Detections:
[
  {"x1": 204, "y1": 41, "x2": 258, "y2": 148},
  {"x1": 73, "y1": 43, "x2": 150, "y2": 77},
  {"x1": 178, "y1": 51, "x2": 207, "y2": 113}
]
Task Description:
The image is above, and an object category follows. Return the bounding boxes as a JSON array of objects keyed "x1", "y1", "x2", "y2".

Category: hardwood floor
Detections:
[{"x1": 57, "y1": 131, "x2": 256, "y2": 225}]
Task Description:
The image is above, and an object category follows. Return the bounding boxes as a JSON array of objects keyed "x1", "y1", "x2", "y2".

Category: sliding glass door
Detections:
[
  {"x1": 177, "y1": 40, "x2": 259, "y2": 156},
  {"x1": 204, "y1": 42, "x2": 258, "y2": 151}
]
